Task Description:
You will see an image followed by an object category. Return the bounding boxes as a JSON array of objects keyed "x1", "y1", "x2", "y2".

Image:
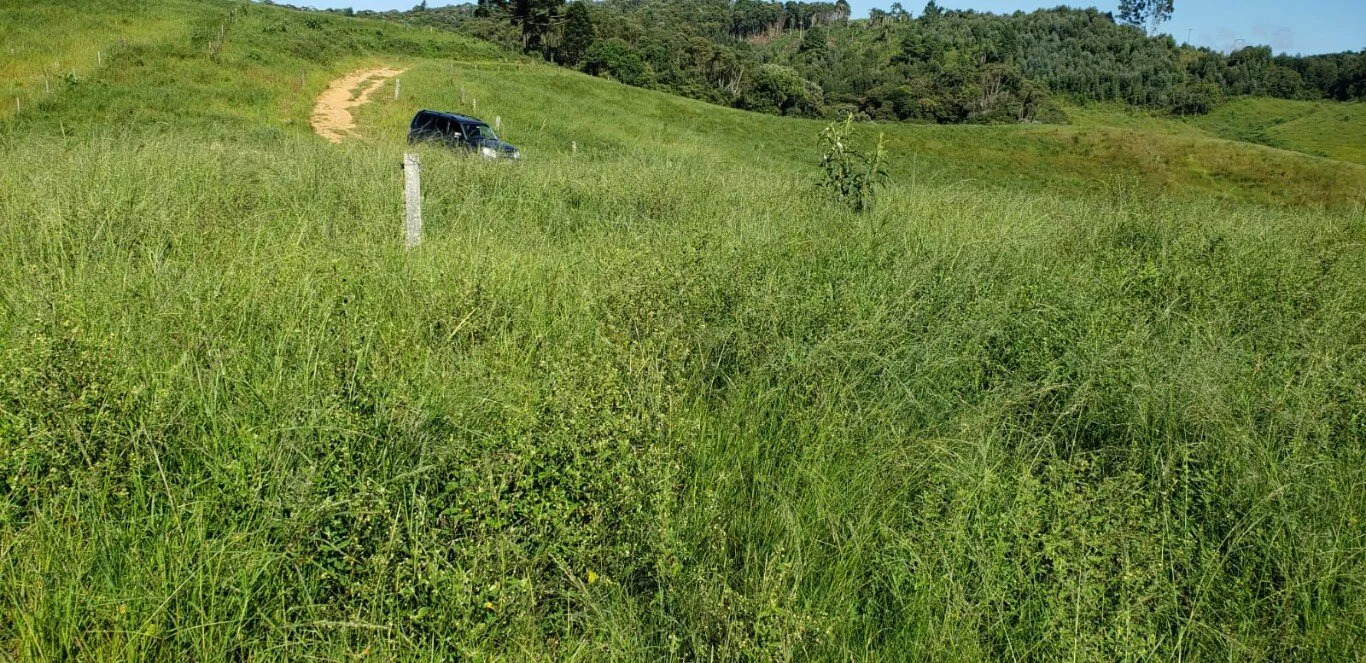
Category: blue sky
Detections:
[{"x1": 289, "y1": 0, "x2": 1365, "y2": 55}]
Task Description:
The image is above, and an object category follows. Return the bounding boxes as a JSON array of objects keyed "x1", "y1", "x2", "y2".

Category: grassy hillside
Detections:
[
  {"x1": 4, "y1": 1, "x2": 1363, "y2": 208},
  {"x1": 357, "y1": 64, "x2": 1366, "y2": 209},
  {"x1": 1216, "y1": 100, "x2": 1366, "y2": 165},
  {"x1": 0, "y1": 0, "x2": 194, "y2": 115},
  {"x1": 1, "y1": 0, "x2": 506, "y2": 132},
  {"x1": 1066, "y1": 97, "x2": 1366, "y2": 166},
  {"x1": 2, "y1": 0, "x2": 1364, "y2": 660}
]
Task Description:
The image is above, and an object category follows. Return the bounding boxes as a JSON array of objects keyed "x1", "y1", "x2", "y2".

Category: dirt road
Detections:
[{"x1": 310, "y1": 67, "x2": 406, "y2": 143}]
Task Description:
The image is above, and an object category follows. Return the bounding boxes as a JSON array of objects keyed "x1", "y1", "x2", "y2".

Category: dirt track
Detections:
[{"x1": 310, "y1": 67, "x2": 406, "y2": 143}]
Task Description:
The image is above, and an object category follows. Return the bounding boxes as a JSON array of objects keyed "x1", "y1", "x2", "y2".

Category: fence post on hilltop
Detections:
[
  {"x1": 98, "y1": 51, "x2": 102, "y2": 66},
  {"x1": 472, "y1": 98, "x2": 477, "y2": 113},
  {"x1": 44, "y1": 75, "x2": 50, "y2": 94},
  {"x1": 495, "y1": 115, "x2": 501, "y2": 132},
  {"x1": 403, "y1": 153, "x2": 423, "y2": 250},
  {"x1": 395, "y1": 78, "x2": 401, "y2": 100}
]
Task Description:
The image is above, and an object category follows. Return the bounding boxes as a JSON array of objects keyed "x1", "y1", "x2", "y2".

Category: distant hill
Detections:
[{"x1": 333, "y1": 0, "x2": 1366, "y2": 125}]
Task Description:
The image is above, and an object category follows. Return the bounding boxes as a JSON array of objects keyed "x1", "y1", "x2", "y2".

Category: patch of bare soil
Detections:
[{"x1": 310, "y1": 67, "x2": 406, "y2": 143}]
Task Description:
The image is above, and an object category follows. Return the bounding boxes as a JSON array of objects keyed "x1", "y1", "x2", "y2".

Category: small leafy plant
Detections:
[{"x1": 817, "y1": 114, "x2": 890, "y2": 212}]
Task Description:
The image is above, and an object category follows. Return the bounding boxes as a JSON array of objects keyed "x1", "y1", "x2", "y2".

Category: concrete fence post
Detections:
[
  {"x1": 403, "y1": 153, "x2": 423, "y2": 250},
  {"x1": 394, "y1": 78, "x2": 401, "y2": 100}
]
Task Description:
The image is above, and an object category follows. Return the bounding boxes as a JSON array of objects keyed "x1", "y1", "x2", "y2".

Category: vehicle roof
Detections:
[{"x1": 415, "y1": 109, "x2": 487, "y2": 125}]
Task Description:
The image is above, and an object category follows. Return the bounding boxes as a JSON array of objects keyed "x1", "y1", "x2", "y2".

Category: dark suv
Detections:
[{"x1": 408, "y1": 110, "x2": 520, "y2": 160}]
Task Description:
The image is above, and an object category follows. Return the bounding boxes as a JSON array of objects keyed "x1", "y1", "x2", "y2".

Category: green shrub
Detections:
[
  {"x1": 584, "y1": 38, "x2": 652, "y2": 87},
  {"x1": 817, "y1": 114, "x2": 890, "y2": 212},
  {"x1": 745, "y1": 63, "x2": 823, "y2": 117},
  {"x1": 1168, "y1": 81, "x2": 1222, "y2": 116}
]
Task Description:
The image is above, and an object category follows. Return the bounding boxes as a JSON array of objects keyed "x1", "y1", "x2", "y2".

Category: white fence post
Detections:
[
  {"x1": 394, "y1": 78, "x2": 401, "y2": 100},
  {"x1": 494, "y1": 115, "x2": 501, "y2": 132},
  {"x1": 404, "y1": 153, "x2": 422, "y2": 250},
  {"x1": 14, "y1": 97, "x2": 19, "y2": 114},
  {"x1": 472, "y1": 98, "x2": 477, "y2": 112}
]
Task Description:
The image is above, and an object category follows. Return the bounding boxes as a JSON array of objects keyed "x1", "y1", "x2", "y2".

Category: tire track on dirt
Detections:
[{"x1": 311, "y1": 67, "x2": 406, "y2": 143}]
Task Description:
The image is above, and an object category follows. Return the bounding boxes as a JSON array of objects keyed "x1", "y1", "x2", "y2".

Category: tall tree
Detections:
[
  {"x1": 511, "y1": 0, "x2": 530, "y2": 48},
  {"x1": 800, "y1": 25, "x2": 828, "y2": 53},
  {"x1": 560, "y1": 1, "x2": 595, "y2": 66},
  {"x1": 1117, "y1": 0, "x2": 1175, "y2": 33},
  {"x1": 511, "y1": 0, "x2": 564, "y2": 55},
  {"x1": 834, "y1": 0, "x2": 851, "y2": 23},
  {"x1": 474, "y1": 0, "x2": 497, "y2": 17}
]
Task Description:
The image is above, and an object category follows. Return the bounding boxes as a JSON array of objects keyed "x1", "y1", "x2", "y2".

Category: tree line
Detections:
[{"x1": 315, "y1": 0, "x2": 1366, "y2": 124}]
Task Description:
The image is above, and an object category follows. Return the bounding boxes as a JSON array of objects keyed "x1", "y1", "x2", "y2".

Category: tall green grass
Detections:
[
  {"x1": 2, "y1": 125, "x2": 1363, "y2": 659},
  {"x1": 1, "y1": 0, "x2": 1365, "y2": 659}
]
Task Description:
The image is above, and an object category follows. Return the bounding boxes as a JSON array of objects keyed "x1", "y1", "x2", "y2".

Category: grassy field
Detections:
[
  {"x1": 2, "y1": 0, "x2": 1365, "y2": 660},
  {"x1": 355, "y1": 64, "x2": 1366, "y2": 209},
  {"x1": 0, "y1": 0, "x2": 196, "y2": 116},
  {"x1": 1250, "y1": 102, "x2": 1366, "y2": 166},
  {"x1": 1065, "y1": 97, "x2": 1366, "y2": 166}
]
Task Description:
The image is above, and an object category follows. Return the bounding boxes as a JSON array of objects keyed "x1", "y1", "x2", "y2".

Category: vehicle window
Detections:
[
  {"x1": 466, "y1": 124, "x2": 497, "y2": 140},
  {"x1": 412, "y1": 113, "x2": 435, "y2": 132}
]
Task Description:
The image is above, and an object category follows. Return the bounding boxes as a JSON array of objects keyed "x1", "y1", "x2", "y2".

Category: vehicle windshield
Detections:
[{"x1": 465, "y1": 123, "x2": 499, "y2": 141}]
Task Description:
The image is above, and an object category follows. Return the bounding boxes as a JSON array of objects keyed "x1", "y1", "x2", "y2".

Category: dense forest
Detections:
[{"x1": 297, "y1": 0, "x2": 1366, "y2": 124}]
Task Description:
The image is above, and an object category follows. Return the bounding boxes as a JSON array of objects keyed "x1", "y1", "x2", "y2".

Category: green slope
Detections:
[
  {"x1": 4, "y1": 0, "x2": 1363, "y2": 208},
  {"x1": 354, "y1": 63, "x2": 1366, "y2": 209},
  {"x1": 0, "y1": 0, "x2": 197, "y2": 112},
  {"x1": 2, "y1": 1, "x2": 1365, "y2": 660},
  {"x1": 1, "y1": 0, "x2": 507, "y2": 131},
  {"x1": 1065, "y1": 97, "x2": 1366, "y2": 166},
  {"x1": 1257, "y1": 101, "x2": 1366, "y2": 165}
]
